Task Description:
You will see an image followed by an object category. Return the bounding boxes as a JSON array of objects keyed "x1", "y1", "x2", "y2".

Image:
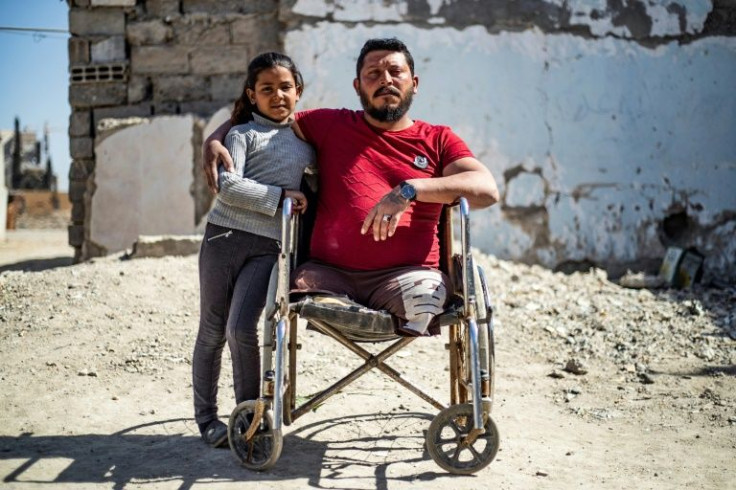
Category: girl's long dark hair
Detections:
[{"x1": 230, "y1": 52, "x2": 305, "y2": 125}]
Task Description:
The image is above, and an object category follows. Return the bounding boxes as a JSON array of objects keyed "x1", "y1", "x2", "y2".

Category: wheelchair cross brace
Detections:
[
  {"x1": 288, "y1": 318, "x2": 446, "y2": 422},
  {"x1": 267, "y1": 198, "x2": 486, "y2": 434}
]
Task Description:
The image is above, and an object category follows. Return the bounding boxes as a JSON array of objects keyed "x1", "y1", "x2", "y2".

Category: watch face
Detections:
[{"x1": 400, "y1": 183, "x2": 416, "y2": 201}]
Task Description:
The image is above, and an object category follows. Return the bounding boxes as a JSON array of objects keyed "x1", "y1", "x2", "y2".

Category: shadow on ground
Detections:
[
  {"x1": 651, "y1": 364, "x2": 736, "y2": 378},
  {"x1": 0, "y1": 257, "x2": 74, "y2": 274},
  {"x1": 1, "y1": 413, "x2": 454, "y2": 489}
]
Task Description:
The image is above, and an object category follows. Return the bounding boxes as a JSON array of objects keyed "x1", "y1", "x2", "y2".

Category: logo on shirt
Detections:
[{"x1": 413, "y1": 155, "x2": 428, "y2": 169}]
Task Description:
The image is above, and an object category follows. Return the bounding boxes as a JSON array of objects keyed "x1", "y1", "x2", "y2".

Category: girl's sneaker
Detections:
[{"x1": 200, "y1": 419, "x2": 228, "y2": 448}]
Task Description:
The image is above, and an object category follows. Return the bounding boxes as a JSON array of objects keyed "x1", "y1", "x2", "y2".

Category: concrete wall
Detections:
[
  {"x1": 280, "y1": 0, "x2": 736, "y2": 281},
  {"x1": 68, "y1": 0, "x2": 736, "y2": 282},
  {"x1": 90, "y1": 116, "x2": 195, "y2": 254},
  {"x1": 82, "y1": 108, "x2": 229, "y2": 255}
]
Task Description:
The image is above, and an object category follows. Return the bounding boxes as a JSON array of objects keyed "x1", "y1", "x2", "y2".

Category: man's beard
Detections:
[{"x1": 359, "y1": 86, "x2": 413, "y2": 122}]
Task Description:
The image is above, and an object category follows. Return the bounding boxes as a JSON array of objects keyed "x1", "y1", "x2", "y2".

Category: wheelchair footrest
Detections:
[{"x1": 293, "y1": 295, "x2": 397, "y2": 342}]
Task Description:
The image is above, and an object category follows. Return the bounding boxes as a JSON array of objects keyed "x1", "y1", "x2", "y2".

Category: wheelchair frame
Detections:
[{"x1": 227, "y1": 197, "x2": 499, "y2": 474}]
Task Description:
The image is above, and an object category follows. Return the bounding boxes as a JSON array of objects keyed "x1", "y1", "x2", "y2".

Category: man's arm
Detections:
[
  {"x1": 202, "y1": 120, "x2": 234, "y2": 194},
  {"x1": 413, "y1": 157, "x2": 499, "y2": 207},
  {"x1": 291, "y1": 119, "x2": 306, "y2": 141},
  {"x1": 203, "y1": 119, "x2": 307, "y2": 194},
  {"x1": 361, "y1": 157, "x2": 499, "y2": 241}
]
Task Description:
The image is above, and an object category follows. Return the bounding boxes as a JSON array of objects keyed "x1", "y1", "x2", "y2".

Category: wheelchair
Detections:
[{"x1": 226, "y1": 196, "x2": 500, "y2": 475}]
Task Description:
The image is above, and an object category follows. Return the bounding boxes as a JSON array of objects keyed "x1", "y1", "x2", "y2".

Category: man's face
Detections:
[{"x1": 354, "y1": 50, "x2": 418, "y2": 122}]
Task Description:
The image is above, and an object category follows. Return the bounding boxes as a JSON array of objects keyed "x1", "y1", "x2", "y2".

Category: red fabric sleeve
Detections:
[
  {"x1": 294, "y1": 109, "x2": 341, "y2": 149},
  {"x1": 438, "y1": 127, "x2": 474, "y2": 172}
]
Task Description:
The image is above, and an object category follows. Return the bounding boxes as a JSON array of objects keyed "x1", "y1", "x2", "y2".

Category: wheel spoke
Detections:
[
  {"x1": 237, "y1": 412, "x2": 251, "y2": 427},
  {"x1": 435, "y1": 436, "x2": 456, "y2": 446},
  {"x1": 450, "y1": 445, "x2": 462, "y2": 464},
  {"x1": 252, "y1": 431, "x2": 272, "y2": 442},
  {"x1": 468, "y1": 444, "x2": 483, "y2": 463},
  {"x1": 449, "y1": 419, "x2": 465, "y2": 436},
  {"x1": 434, "y1": 431, "x2": 457, "y2": 444}
]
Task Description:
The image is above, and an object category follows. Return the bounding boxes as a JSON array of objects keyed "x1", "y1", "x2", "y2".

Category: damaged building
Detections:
[
  {"x1": 2, "y1": 117, "x2": 57, "y2": 192},
  {"x1": 65, "y1": 0, "x2": 736, "y2": 282},
  {"x1": 1, "y1": 117, "x2": 59, "y2": 233}
]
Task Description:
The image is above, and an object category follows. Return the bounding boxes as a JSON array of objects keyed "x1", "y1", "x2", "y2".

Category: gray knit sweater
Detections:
[{"x1": 207, "y1": 113, "x2": 316, "y2": 240}]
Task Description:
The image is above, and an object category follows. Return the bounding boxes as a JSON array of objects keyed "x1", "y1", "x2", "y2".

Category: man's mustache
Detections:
[{"x1": 374, "y1": 87, "x2": 401, "y2": 97}]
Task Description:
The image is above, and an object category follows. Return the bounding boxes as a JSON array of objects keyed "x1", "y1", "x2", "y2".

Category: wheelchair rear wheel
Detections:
[
  {"x1": 228, "y1": 400, "x2": 283, "y2": 471},
  {"x1": 426, "y1": 403, "x2": 500, "y2": 474}
]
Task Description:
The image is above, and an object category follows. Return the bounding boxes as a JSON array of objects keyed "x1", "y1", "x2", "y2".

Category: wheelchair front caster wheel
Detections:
[
  {"x1": 425, "y1": 403, "x2": 500, "y2": 474},
  {"x1": 228, "y1": 400, "x2": 283, "y2": 471}
]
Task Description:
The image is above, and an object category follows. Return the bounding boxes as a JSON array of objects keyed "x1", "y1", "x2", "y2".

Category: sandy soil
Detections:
[{"x1": 0, "y1": 227, "x2": 734, "y2": 489}]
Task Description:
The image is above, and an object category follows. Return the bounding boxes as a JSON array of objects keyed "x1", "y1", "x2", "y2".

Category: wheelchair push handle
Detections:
[
  {"x1": 281, "y1": 197, "x2": 301, "y2": 252},
  {"x1": 282, "y1": 196, "x2": 293, "y2": 217},
  {"x1": 277, "y1": 198, "x2": 299, "y2": 317}
]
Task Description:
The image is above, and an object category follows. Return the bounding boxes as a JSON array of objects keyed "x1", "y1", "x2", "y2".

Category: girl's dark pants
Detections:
[{"x1": 192, "y1": 222, "x2": 278, "y2": 426}]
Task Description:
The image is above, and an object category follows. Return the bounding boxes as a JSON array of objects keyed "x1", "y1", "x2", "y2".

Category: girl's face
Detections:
[{"x1": 246, "y1": 66, "x2": 301, "y2": 123}]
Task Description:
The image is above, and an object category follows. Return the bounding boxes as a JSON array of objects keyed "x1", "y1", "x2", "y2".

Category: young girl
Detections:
[{"x1": 192, "y1": 52, "x2": 315, "y2": 448}]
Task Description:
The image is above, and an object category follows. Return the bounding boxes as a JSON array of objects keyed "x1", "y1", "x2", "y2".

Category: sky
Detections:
[{"x1": 0, "y1": 0, "x2": 70, "y2": 192}]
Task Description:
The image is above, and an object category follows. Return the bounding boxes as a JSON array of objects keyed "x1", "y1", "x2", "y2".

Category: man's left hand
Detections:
[{"x1": 361, "y1": 187, "x2": 411, "y2": 241}]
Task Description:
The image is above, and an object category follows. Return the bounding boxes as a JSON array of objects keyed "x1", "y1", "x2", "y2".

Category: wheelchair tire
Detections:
[
  {"x1": 425, "y1": 403, "x2": 500, "y2": 475},
  {"x1": 228, "y1": 400, "x2": 283, "y2": 471}
]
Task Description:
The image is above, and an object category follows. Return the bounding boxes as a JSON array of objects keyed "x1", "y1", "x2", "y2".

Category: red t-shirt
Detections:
[{"x1": 294, "y1": 108, "x2": 473, "y2": 270}]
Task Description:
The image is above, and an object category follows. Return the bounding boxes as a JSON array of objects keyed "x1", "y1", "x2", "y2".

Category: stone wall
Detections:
[
  {"x1": 66, "y1": 0, "x2": 280, "y2": 259},
  {"x1": 67, "y1": 0, "x2": 736, "y2": 283}
]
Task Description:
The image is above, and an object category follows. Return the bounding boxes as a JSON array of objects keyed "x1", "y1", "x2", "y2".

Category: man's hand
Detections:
[
  {"x1": 284, "y1": 190, "x2": 308, "y2": 214},
  {"x1": 202, "y1": 120, "x2": 235, "y2": 194},
  {"x1": 360, "y1": 187, "x2": 411, "y2": 241},
  {"x1": 203, "y1": 139, "x2": 233, "y2": 194}
]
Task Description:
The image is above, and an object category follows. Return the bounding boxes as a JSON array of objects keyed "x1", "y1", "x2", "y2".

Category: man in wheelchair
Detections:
[
  {"x1": 285, "y1": 37, "x2": 498, "y2": 337},
  {"x1": 203, "y1": 37, "x2": 500, "y2": 474}
]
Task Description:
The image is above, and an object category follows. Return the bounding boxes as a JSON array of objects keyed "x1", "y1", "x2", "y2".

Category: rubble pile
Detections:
[{"x1": 477, "y1": 254, "x2": 735, "y2": 372}]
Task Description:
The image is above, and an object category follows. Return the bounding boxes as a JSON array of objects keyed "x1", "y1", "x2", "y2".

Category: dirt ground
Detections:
[{"x1": 0, "y1": 218, "x2": 734, "y2": 489}]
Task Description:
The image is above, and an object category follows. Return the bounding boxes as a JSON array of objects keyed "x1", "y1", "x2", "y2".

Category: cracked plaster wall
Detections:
[{"x1": 283, "y1": 0, "x2": 736, "y2": 281}]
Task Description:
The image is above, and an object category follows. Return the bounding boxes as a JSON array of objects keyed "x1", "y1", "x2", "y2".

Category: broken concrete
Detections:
[
  {"x1": 90, "y1": 115, "x2": 197, "y2": 255},
  {"x1": 130, "y1": 234, "x2": 202, "y2": 258}
]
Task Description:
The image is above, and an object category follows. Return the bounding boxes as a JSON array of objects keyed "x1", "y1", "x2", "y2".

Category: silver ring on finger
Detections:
[{"x1": 382, "y1": 214, "x2": 392, "y2": 222}]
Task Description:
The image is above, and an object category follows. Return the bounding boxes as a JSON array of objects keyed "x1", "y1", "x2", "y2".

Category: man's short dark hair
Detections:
[{"x1": 356, "y1": 38, "x2": 415, "y2": 78}]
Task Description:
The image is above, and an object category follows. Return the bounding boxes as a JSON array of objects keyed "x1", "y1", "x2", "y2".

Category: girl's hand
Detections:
[{"x1": 284, "y1": 190, "x2": 308, "y2": 214}]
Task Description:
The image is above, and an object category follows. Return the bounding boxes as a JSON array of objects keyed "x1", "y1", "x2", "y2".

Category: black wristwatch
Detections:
[{"x1": 399, "y1": 181, "x2": 417, "y2": 202}]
